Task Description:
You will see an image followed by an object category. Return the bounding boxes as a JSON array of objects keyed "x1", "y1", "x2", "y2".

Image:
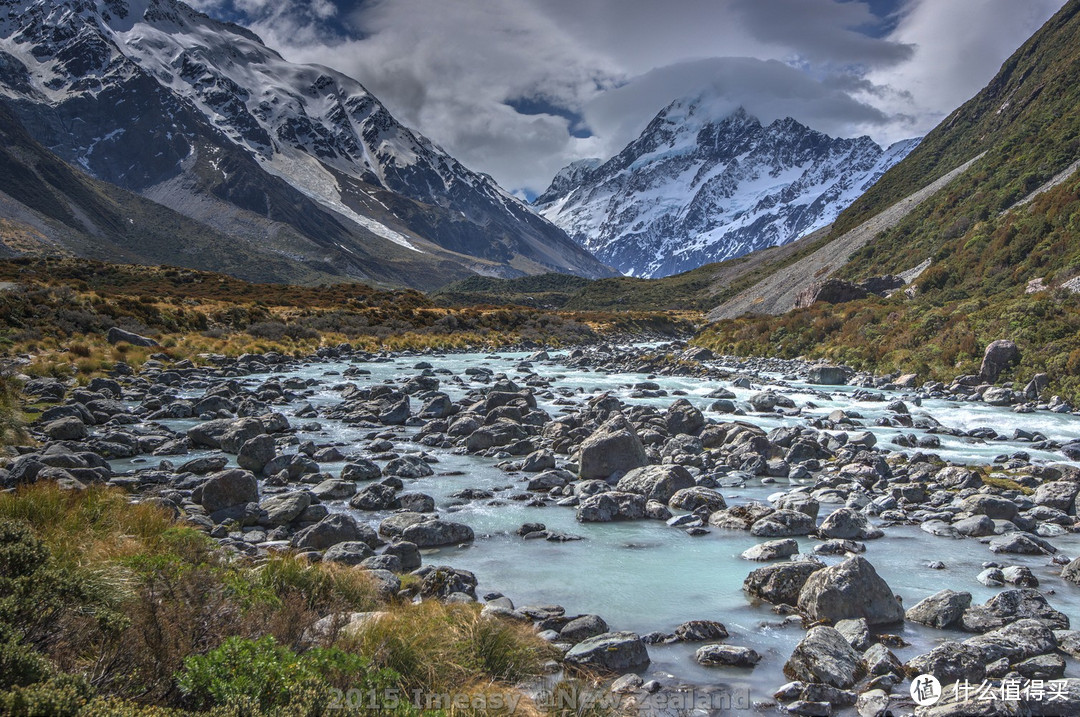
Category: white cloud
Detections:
[{"x1": 185, "y1": 0, "x2": 1068, "y2": 194}]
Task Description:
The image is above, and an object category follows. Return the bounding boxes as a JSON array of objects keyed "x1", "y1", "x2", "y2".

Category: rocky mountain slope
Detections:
[
  {"x1": 535, "y1": 103, "x2": 916, "y2": 277},
  {"x1": 0, "y1": 0, "x2": 613, "y2": 288},
  {"x1": 696, "y1": 0, "x2": 1080, "y2": 399}
]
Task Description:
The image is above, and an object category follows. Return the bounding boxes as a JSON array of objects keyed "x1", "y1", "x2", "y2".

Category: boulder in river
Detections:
[
  {"x1": 784, "y1": 626, "x2": 864, "y2": 689},
  {"x1": 197, "y1": 469, "x2": 258, "y2": 514},
  {"x1": 750, "y1": 509, "x2": 815, "y2": 537},
  {"x1": 400, "y1": 519, "x2": 475, "y2": 548},
  {"x1": 818, "y1": 507, "x2": 882, "y2": 540},
  {"x1": 905, "y1": 589, "x2": 972, "y2": 630},
  {"x1": 616, "y1": 465, "x2": 694, "y2": 503},
  {"x1": 807, "y1": 365, "x2": 848, "y2": 386},
  {"x1": 797, "y1": 556, "x2": 904, "y2": 626},
  {"x1": 564, "y1": 631, "x2": 650, "y2": 673},
  {"x1": 743, "y1": 561, "x2": 824, "y2": 606},
  {"x1": 979, "y1": 339, "x2": 1020, "y2": 383},
  {"x1": 695, "y1": 644, "x2": 761, "y2": 668},
  {"x1": 577, "y1": 415, "x2": 648, "y2": 481}
]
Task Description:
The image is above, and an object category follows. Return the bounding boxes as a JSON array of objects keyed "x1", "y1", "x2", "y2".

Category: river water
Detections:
[{"x1": 117, "y1": 349, "x2": 1080, "y2": 709}]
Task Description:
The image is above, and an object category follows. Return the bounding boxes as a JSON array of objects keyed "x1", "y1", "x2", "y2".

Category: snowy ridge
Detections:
[
  {"x1": 0, "y1": 0, "x2": 612, "y2": 282},
  {"x1": 536, "y1": 102, "x2": 919, "y2": 278}
]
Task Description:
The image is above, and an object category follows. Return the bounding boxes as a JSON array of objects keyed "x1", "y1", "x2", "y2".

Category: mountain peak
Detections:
[{"x1": 536, "y1": 100, "x2": 918, "y2": 278}]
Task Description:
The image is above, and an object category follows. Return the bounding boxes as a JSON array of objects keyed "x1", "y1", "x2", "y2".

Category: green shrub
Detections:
[
  {"x1": 0, "y1": 673, "x2": 92, "y2": 717},
  {"x1": 176, "y1": 636, "x2": 398, "y2": 713}
]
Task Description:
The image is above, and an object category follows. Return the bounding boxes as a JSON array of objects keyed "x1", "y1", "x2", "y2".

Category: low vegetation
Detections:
[{"x1": 0, "y1": 484, "x2": 561, "y2": 716}]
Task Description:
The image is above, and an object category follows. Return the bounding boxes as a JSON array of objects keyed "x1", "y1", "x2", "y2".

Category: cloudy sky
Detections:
[{"x1": 188, "y1": 0, "x2": 1065, "y2": 197}]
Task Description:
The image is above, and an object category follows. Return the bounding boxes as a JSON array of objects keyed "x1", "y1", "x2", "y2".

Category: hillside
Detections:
[{"x1": 696, "y1": 0, "x2": 1080, "y2": 400}]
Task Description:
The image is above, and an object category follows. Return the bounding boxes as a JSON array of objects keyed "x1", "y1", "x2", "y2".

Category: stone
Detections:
[
  {"x1": 668, "y1": 486, "x2": 727, "y2": 512},
  {"x1": 673, "y1": 620, "x2": 728, "y2": 642},
  {"x1": 794, "y1": 279, "x2": 868, "y2": 309},
  {"x1": 784, "y1": 626, "x2": 864, "y2": 689},
  {"x1": 962, "y1": 494, "x2": 1018, "y2": 521},
  {"x1": 855, "y1": 690, "x2": 889, "y2": 717},
  {"x1": 962, "y1": 618, "x2": 1057, "y2": 663},
  {"x1": 818, "y1": 507, "x2": 883, "y2": 540},
  {"x1": 797, "y1": 556, "x2": 904, "y2": 626},
  {"x1": 198, "y1": 469, "x2": 258, "y2": 513},
  {"x1": 311, "y1": 479, "x2": 357, "y2": 501},
  {"x1": 862, "y1": 643, "x2": 903, "y2": 677},
  {"x1": 400, "y1": 519, "x2": 475, "y2": 547},
  {"x1": 578, "y1": 416, "x2": 648, "y2": 480},
  {"x1": 560, "y1": 615, "x2": 609, "y2": 643},
  {"x1": 905, "y1": 589, "x2": 972, "y2": 629},
  {"x1": 807, "y1": 365, "x2": 848, "y2": 386},
  {"x1": 291, "y1": 513, "x2": 376, "y2": 551},
  {"x1": 564, "y1": 632, "x2": 650, "y2": 674},
  {"x1": 384, "y1": 455, "x2": 434, "y2": 479},
  {"x1": 218, "y1": 418, "x2": 267, "y2": 454},
  {"x1": 666, "y1": 399, "x2": 705, "y2": 436},
  {"x1": 1034, "y1": 481, "x2": 1079, "y2": 513},
  {"x1": 349, "y1": 484, "x2": 400, "y2": 511},
  {"x1": 750, "y1": 509, "x2": 816, "y2": 537},
  {"x1": 988, "y1": 532, "x2": 1055, "y2": 555},
  {"x1": 979, "y1": 339, "x2": 1020, "y2": 382},
  {"x1": 576, "y1": 492, "x2": 646, "y2": 522},
  {"x1": 1061, "y1": 556, "x2": 1080, "y2": 585},
  {"x1": 107, "y1": 327, "x2": 158, "y2": 347},
  {"x1": 743, "y1": 561, "x2": 824, "y2": 606},
  {"x1": 834, "y1": 619, "x2": 871, "y2": 652},
  {"x1": 982, "y1": 386, "x2": 1014, "y2": 406},
  {"x1": 383, "y1": 541, "x2": 421, "y2": 571},
  {"x1": 695, "y1": 644, "x2": 761, "y2": 668},
  {"x1": 741, "y1": 539, "x2": 799, "y2": 561},
  {"x1": 236, "y1": 435, "x2": 275, "y2": 473},
  {"x1": 419, "y1": 566, "x2": 477, "y2": 599},
  {"x1": 961, "y1": 589, "x2": 1070, "y2": 632},
  {"x1": 905, "y1": 642, "x2": 987, "y2": 685},
  {"x1": 341, "y1": 460, "x2": 381, "y2": 482},
  {"x1": 616, "y1": 465, "x2": 695, "y2": 503},
  {"x1": 42, "y1": 416, "x2": 88, "y2": 441},
  {"x1": 322, "y1": 541, "x2": 375, "y2": 566},
  {"x1": 258, "y1": 491, "x2": 311, "y2": 526}
]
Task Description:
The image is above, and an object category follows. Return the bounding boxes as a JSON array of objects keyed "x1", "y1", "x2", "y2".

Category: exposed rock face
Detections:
[
  {"x1": 106, "y1": 327, "x2": 158, "y2": 347},
  {"x1": 797, "y1": 557, "x2": 904, "y2": 626},
  {"x1": 793, "y1": 279, "x2": 869, "y2": 309}
]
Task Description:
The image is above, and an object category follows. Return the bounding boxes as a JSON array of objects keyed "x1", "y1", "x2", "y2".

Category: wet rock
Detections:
[
  {"x1": 695, "y1": 644, "x2": 761, "y2": 668},
  {"x1": 953, "y1": 514, "x2": 996, "y2": 537},
  {"x1": 616, "y1": 465, "x2": 695, "y2": 503},
  {"x1": 578, "y1": 415, "x2": 648, "y2": 480},
  {"x1": 905, "y1": 589, "x2": 972, "y2": 629},
  {"x1": 989, "y1": 532, "x2": 1055, "y2": 555},
  {"x1": 818, "y1": 507, "x2": 883, "y2": 540},
  {"x1": 397, "y1": 493, "x2": 435, "y2": 513},
  {"x1": 963, "y1": 618, "x2": 1057, "y2": 663},
  {"x1": 400, "y1": 519, "x2": 475, "y2": 547},
  {"x1": 750, "y1": 509, "x2": 816, "y2": 537},
  {"x1": 668, "y1": 486, "x2": 727, "y2": 512},
  {"x1": 674, "y1": 620, "x2": 729, "y2": 642},
  {"x1": 236, "y1": 434, "x2": 275, "y2": 473},
  {"x1": 807, "y1": 365, "x2": 848, "y2": 386},
  {"x1": 341, "y1": 460, "x2": 381, "y2": 482},
  {"x1": 666, "y1": 399, "x2": 705, "y2": 436},
  {"x1": 797, "y1": 556, "x2": 904, "y2": 626},
  {"x1": 311, "y1": 479, "x2": 357, "y2": 501},
  {"x1": 576, "y1": 491, "x2": 646, "y2": 522},
  {"x1": 291, "y1": 514, "x2": 376, "y2": 551},
  {"x1": 741, "y1": 538, "x2": 799, "y2": 561},
  {"x1": 564, "y1": 632, "x2": 650, "y2": 674},
  {"x1": 1061, "y1": 556, "x2": 1080, "y2": 585},
  {"x1": 743, "y1": 561, "x2": 824, "y2": 606},
  {"x1": 835, "y1": 618, "x2": 871, "y2": 652},
  {"x1": 905, "y1": 642, "x2": 987, "y2": 685},
  {"x1": 961, "y1": 588, "x2": 1070, "y2": 632},
  {"x1": 384, "y1": 455, "x2": 434, "y2": 479},
  {"x1": 419, "y1": 566, "x2": 477, "y2": 599},
  {"x1": 349, "y1": 484, "x2": 400, "y2": 511},
  {"x1": 784, "y1": 626, "x2": 864, "y2": 689},
  {"x1": 1034, "y1": 481, "x2": 1079, "y2": 513},
  {"x1": 855, "y1": 690, "x2": 889, "y2": 717}
]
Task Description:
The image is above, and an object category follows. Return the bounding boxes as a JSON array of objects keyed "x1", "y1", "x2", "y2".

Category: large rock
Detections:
[
  {"x1": 961, "y1": 494, "x2": 1018, "y2": 521},
  {"x1": 1062, "y1": 556, "x2": 1080, "y2": 585},
  {"x1": 979, "y1": 339, "x2": 1020, "y2": 382},
  {"x1": 291, "y1": 513, "x2": 375, "y2": 551},
  {"x1": 668, "y1": 486, "x2": 727, "y2": 512},
  {"x1": 106, "y1": 326, "x2": 158, "y2": 347},
  {"x1": 616, "y1": 465, "x2": 695, "y2": 503},
  {"x1": 1034, "y1": 481, "x2": 1079, "y2": 514},
  {"x1": 741, "y1": 538, "x2": 798, "y2": 562},
  {"x1": 236, "y1": 435, "x2": 276, "y2": 472},
  {"x1": 665, "y1": 399, "x2": 705, "y2": 436},
  {"x1": 341, "y1": 460, "x2": 381, "y2": 482},
  {"x1": 695, "y1": 644, "x2": 761, "y2": 668},
  {"x1": 578, "y1": 416, "x2": 648, "y2": 480},
  {"x1": 905, "y1": 642, "x2": 988, "y2": 686},
  {"x1": 793, "y1": 279, "x2": 868, "y2": 309},
  {"x1": 560, "y1": 615, "x2": 609, "y2": 643},
  {"x1": 198, "y1": 469, "x2": 258, "y2": 513},
  {"x1": 750, "y1": 509, "x2": 815, "y2": 537},
  {"x1": 905, "y1": 589, "x2": 972, "y2": 630},
  {"x1": 576, "y1": 491, "x2": 646, "y2": 522},
  {"x1": 797, "y1": 556, "x2": 904, "y2": 626},
  {"x1": 218, "y1": 418, "x2": 268, "y2": 454},
  {"x1": 42, "y1": 416, "x2": 89, "y2": 441},
  {"x1": 384, "y1": 455, "x2": 434, "y2": 479},
  {"x1": 818, "y1": 507, "x2": 882, "y2": 540},
  {"x1": 784, "y1": 626, "x2": 864, "y2": 689},
  {"x1": 564, "y1": 632, "x2": 650, "y2": 674},
  {"x1": 744, "y1": 561, "x2": 824, "y2": 606},
  {"x1": 807, "y1": 365, "x2": 848, "y2": 386},
  {"x1": 400, "y1": 519, "x2": 475, "y2": 547},
  {"x1": 258, "y1": 491, "x2": 311, "y2": 526},
  {"x1": 962, "y1": 618, "x2": 1057, "y2": 663}
]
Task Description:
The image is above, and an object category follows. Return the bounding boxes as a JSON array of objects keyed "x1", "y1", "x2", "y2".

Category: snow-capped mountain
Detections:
[
  {"x1": 0, "y1": 0, "x2": 613, "y2": 287},
  {"x1": 535, "y1": 102, "x2": 918, "y2": 278}
]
